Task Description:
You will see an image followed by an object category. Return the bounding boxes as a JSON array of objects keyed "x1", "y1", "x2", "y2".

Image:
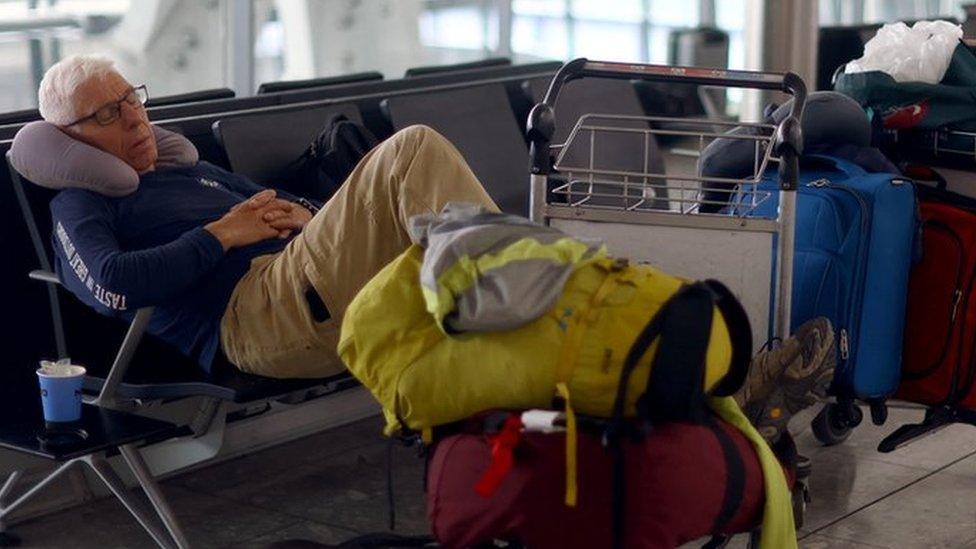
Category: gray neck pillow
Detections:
[
  {"x1": 699, "y1": 91, "x2": 871, "y2": 181},
  {"x1": 9, "y1": 121, "x2": 199, "y2": 197}
]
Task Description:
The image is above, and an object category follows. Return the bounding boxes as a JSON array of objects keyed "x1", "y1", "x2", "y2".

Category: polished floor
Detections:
[{"x1": 7, "y1": 404, "x2": 976, "y2": 548}]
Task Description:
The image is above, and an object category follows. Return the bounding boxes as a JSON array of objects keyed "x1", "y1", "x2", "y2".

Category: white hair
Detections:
[{"x1": 38, "y1": 54, "x2": 119, "y2": 126}]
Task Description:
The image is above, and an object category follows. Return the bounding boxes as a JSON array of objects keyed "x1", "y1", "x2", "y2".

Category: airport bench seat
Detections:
[
  {"x1": 0, "y1": 375, "x2": 190, "y2": 547},
  {"x1": 5, "y1": 150, "x2": 363, "y2": 547}
]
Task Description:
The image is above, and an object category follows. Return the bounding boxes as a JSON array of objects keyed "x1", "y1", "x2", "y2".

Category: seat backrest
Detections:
[
  {"x1": 148, "y1": 95, "x2": 280, "y2": 122},
  {"x1": 381, "y1": 83, "x2": 530, "y2": 215},
  {"x1": 145, "y1": 87, "x2": 236, "y2": 108},
  {"x1": 213, "y1": 102, "x2": 363, "y2": 186},
  {"x1": 405, "y1": 57, "x2": 511, "y2": 77},
  {"x1": 525, "y1": 76, "x2": 668, "y2": 209},
  {"x1": 0, "y1": 89, "x2": 238, "y2": 131},
  {"x1": 144, "y1": 62, "x2": 563, "y2": 168},
  {"x1": 8, "y1": 153, "x2": 59, "y2": 271},
  {"x1": 257, "y1": 71, "x2": 384, "y2": 95},
  {"x1": 0, "y1": 108, "x2": 42, "y2": 127},
  {"x1": 527, "y1": 77, "x2": 663, "y2": 175},
  {"x1": 276, "y1": 61, "x2": 563, "y2": 104},
  {"x1": 817, "y1": 24, "x2": 878, "y2": 91}
]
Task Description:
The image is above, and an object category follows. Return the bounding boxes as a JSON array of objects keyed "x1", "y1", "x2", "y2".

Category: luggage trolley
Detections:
[{"x1": 527, "y1": 59, "x2": 806, "y2": 351}]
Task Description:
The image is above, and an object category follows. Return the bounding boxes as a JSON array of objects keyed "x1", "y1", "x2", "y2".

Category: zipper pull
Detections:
[
  {"x1": 840, "y1": 329, "x2": 850, "y2": 361},
  {"x1": 807, "y1": 178, "x2": 830, "y2": 188},
  {"x1": 951, "y1": 289, "x2": 964, "y2": 323}
]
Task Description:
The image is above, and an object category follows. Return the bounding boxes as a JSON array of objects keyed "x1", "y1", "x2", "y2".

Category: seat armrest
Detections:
[
  {"x1": 29, "y1": 269, "x2": 60, "y2": 285},
  {"x1": 93, "y1": 307, "x2": 155, "y2": 407}
]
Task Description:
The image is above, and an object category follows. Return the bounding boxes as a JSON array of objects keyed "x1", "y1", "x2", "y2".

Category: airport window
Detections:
[
  {"x1": 0, "y1": 0, "x2": 748, "y2": 114},
  {"x1": 418, "y1": 0, "x2": 746, "y2": 68},
  {"x1": 0, "y1": 0, "x2": 226, "y2": 113},
  {"x1": 820, "y1": 0, "x2": 969, "y2": 25}
]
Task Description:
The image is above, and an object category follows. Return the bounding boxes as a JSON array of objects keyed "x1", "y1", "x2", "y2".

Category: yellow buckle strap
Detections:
[
  {"x1": 551, "y1": 266, "x2": 622, "y2": 508},
  {"x1": 555, "y1": 382, "x2": 578, "y2": 507},
  {"x1": 554, "y1": 267, "x2": 624, "y2": 382}
]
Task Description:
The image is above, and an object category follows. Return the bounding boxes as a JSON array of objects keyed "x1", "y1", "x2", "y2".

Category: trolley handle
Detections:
[
  {"x1": 542, "y1": 59, "x2": 805, "y2": 109},
  {"x1": 527, "y1": 58, "x2": 806, "y2": 191}
]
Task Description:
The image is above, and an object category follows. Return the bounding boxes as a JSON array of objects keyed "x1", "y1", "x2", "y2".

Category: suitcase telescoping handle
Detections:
[{"x1": 527, "y1": 58, "x2": 807, "y2": 191}]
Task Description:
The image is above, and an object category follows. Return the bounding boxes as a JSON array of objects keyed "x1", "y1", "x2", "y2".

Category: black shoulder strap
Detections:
[
  {"x1": 705, "y1": 417, "x2": 747, "y2": 534},
  {"x1": 636, "y1": 282, "x2": 714, "y2": 424},
  {"x1": 609, "y1": 283, "x2": 708, "y2": 423},
  {"x1": 703, "y1": 279, "x2": 753, "y2": 397},
  {"x1": 606, "y1": 282, "x2": 715, "y2": 549}
]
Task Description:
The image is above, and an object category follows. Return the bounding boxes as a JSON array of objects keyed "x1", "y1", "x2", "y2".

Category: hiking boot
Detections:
[
  {"x1": 734, "y1": 336, "x2": 799, "y2": 415},
  {"x1": 736, "y1": 318, "x2": 837, "y2": 443}
]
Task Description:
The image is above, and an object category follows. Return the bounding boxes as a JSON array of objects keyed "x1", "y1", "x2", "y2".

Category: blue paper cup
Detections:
[{"x1": 36, "y1": 363, "x2": 86, "y2": 423}]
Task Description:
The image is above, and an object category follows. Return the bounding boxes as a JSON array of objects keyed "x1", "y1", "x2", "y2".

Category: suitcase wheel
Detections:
[
  {"x1": 791, "y1": 478, "x2": 809, "y2": 530},
  {"x1": 811, "y1": 401, "x2": 860, "y2": 446},
  {"x1": 869, "y1": 400, "x2": 888, "y2": 426}
]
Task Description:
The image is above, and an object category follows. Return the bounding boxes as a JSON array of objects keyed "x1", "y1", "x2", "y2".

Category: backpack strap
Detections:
[
  {"x1": 702, "y1": 279, "x2": 753, "y2": 397},
  {"x1": 704, "y1": 417, "x2": 747, "y2": 535},
  {"x1": 635, "y1": 282, "x2": 715, "y2": 424},
  {"x1": 606, "y1": 282, "x2": 716, "y2": 549}
]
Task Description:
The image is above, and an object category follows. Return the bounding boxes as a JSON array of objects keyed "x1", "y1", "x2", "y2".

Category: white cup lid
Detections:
[{"x1": 37, "y1": 360, "x2": 86, "y2": 378}]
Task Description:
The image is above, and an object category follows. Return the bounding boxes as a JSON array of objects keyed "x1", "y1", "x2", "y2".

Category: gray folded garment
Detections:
[{"x1": 409, "y1": 202, "x2": 603, "y2": 334}]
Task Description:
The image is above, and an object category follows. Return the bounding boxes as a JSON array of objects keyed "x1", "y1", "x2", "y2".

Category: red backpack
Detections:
[{"x1": 426, "y1": 413, "x2": 798, "y2": 549}]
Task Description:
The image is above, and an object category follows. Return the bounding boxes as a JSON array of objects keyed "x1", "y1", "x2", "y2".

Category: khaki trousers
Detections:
[{"x1": 220, "y1": 125, "x2": 499, "y2": 378}]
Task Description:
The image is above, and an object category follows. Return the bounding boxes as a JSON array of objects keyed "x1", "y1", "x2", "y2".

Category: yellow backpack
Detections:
[{"x1": 339, "y1": 245, "x2": 751, "y2": 436}]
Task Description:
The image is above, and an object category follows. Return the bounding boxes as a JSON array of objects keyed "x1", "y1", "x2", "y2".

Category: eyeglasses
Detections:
[{"x1": 68, "y1": 85, "x2": 149, "y2": 127}]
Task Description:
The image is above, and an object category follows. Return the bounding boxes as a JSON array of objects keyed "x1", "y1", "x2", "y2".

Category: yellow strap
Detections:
[
  {"x1": 554, "y1": 266, "x2": 623, "y2": 383},
  {"x1": 555, "y1": 382, "x2": 578, "y2": 507},
  {"x1": 708, "y1": 396, "x2": 797, "y2": 549},
  {"x1": 550, "y1": 265, "x2": 622, "y2": 508}
]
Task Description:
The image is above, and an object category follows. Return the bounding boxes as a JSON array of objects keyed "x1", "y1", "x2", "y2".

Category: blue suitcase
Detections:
[{"x1": 730, "y1": 155, "x2": 917, "y2": 443}]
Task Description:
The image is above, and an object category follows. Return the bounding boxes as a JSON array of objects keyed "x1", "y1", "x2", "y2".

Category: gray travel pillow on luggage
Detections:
[{"x1": 9, "y1": 121, "x2": 198, "y2": 197}]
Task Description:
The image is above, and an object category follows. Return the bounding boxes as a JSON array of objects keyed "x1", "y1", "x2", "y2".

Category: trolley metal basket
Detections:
[{"x1": 527, "y1": 59, "x2": 806, "y2": 348}]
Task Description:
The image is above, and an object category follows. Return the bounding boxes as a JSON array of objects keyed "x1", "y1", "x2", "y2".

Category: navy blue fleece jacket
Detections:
[{"x1": 50, "y1": 162, "x2": 306, "y2": 371}]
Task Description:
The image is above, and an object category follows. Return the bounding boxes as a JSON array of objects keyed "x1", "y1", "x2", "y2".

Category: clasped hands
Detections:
[{"x1": 204, "y1": 189, "x2": 314, "y2": 251}]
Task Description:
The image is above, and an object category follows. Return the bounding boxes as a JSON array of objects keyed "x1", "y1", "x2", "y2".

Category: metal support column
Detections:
[{"x1": 223, "y1": 0, "x2": 254, "y2": 96}]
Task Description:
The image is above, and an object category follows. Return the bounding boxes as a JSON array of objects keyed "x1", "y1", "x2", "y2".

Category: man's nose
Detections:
[{"x1": 119, "y1": 100, "x2": 143, "y2": 127}]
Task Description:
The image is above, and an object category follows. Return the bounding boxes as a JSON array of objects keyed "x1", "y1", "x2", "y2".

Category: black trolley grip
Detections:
[{"x1": 527, "y1": 58, "x2": 807, "y2": 191}]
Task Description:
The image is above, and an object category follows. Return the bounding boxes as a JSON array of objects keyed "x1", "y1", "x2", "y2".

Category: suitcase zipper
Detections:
[
  {"x1": 840, "y1": 329, "x2": 850, "y2": 361},
  {"x1": 903, "y1": 220, "x2": 965, "y2": 382},
  {"x1": 807, "y1": 178, "x2": 871, "y2": 380},
  {"x1": 951, "y1": 289, "x2": 963, "y2": 322},
  {"x1": 951, "y1": 257, "x2": 976, "y2": 404}
]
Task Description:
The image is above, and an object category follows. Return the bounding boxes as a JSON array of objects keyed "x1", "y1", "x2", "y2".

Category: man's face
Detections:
[{"x1": 66, "y1": 71, "x2": 157, "y2": 173}]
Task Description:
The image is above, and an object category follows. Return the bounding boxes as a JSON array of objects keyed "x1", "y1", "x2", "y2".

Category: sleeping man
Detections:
[
  {"x1": 35, "y1": 54, "x2": 833, "y2": 446},
  {"x1": 38, "y1": 54, "x2": 498, "y2": 379}
]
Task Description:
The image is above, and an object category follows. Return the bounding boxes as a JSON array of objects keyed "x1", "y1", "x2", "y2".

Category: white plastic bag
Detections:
[{"x1": 846, "y1": 20, "x2": 963, "y2": 84}]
